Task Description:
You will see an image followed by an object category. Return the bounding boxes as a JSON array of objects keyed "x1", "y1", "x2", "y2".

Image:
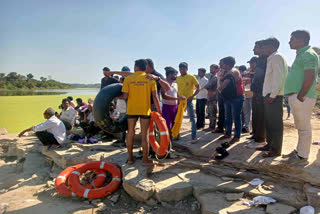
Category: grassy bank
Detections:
[{"x1": 0, "y1": 95, "x2": 95, "y2": 133}]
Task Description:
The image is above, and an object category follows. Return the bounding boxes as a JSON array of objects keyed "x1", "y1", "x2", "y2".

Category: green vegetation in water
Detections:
[
  {"x1": 0, "y1": 95, "x2": 95, "y2": 133},
  {"x1": 0, "y1": 72, "x2": 73, "y2": 90}
]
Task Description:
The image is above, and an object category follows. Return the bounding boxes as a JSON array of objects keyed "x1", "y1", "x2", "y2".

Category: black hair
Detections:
[
  {"x1": 210, "y1": 64, "x2": 219, "y2": 69},
  {"x1": 198, "y1": 68, "x2": 206, "y2": 74},
  {"x1": 263, "y1": 37, "x2": 280, "y2": 50},
  {"x1": 76, "y1": 98, "x2": 83, "y2": 103},
  {"x1": 220, "y1": 56, "x2": 236, "y2": 68},
  {"x1": 179, "y1": 62, "x2": 188, "y2": 68},
  {"x1": 291, "y1": 30, "x2": 310, "y2": 45},
  {"x1": 67, "y1": 96, "x2": 73, "y2": 101},
  {"x1": 164, "y1": 66, "x2": 178, "y2": 77},
  {"x1": 146, "y1": 58, "x2": 154, "y2": 69},
  {"x1": 120, "y1": 77, "x2": 125, "y2": 82},
  {"x1": 238, "y1": 65, "x2": 247, "y2": 72},
  {"x1": 134, "y1": 59, "x2": 147, "y2": 71},
  {"x1": 255, "y1": 40, "x2": 265, "y2": 47},
  {"x1": 102, "y1": 67, "x2": 110, "y2": 71},
  {"x1": 62, "y1": 98, "x2": 70, "y2": 104}
]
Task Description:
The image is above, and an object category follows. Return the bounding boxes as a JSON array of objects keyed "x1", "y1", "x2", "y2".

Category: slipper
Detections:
[
  {"x1": 126, "y1": 156, "x2": 137, "y2": 164},
  {"x1": 142, "y1": 160, "x2": 159, "y2": 166}
]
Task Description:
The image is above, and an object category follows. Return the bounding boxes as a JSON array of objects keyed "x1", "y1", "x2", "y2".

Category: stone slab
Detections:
[{"x1": 266, "y1": 203, "x2": 297, "y2": 214}]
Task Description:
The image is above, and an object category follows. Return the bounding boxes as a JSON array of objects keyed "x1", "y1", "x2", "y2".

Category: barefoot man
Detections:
[{"x1": 120, "y1": 59, "x2": 162, "y2": 166}]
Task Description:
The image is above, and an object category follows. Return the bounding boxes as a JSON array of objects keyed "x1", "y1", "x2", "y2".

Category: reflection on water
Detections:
[{"x1": 0, "y1": 89, "x2": 99, "y2": 96}]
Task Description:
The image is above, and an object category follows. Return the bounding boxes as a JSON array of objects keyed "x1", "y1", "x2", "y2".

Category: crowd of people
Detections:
[{"x1": 18, "y1": 29, "x2": 319, "y2": 166}]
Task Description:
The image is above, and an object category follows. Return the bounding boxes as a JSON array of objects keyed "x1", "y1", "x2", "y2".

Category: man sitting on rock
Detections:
[{"x1": 18, "y1": 108, "x2": 66, "y2": 150}]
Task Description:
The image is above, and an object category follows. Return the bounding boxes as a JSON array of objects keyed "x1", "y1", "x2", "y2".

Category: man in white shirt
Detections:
[
  {"x1": 59, "y1": 98, "x2": 76, "y2": 131},
  {"x1": 258, "y1": 37, "x2": 288, "y2": 158},
  {"x1": 18, "y1": 108, "x2": 66, "y2": 150},
  {"x1": 196, "y1": 68, "x2": 208, "y2": 129}
]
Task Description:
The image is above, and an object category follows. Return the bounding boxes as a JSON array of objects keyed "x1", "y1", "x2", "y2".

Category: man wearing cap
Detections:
[
  {"x1": 282, "y1": 30, "x2": 319, "y2": 166},
  {"x1": 176, "y1": 62, "x2": 200, "y2": 142},
  {"x1": 203, "y1": 64, "x2": 219, "y2": 132},
  {"x1": 196, "y1": 68, "x2": 208, "y2": 130},
  {"x1": 100, "y1": 67, "x2": 120, "y2": 90},
  {"x1": 246, "y1": 41, "x2": 268, "y2": 149},
  {"x1": 18, "y1": 108, "x2": 66, "y2": 151}
]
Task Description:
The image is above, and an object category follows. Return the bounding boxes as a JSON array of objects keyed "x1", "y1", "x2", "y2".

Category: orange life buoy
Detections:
[
  {"x1": 55, "y1": 163, "x2": 86, "y2": 197},
  {"x1": 68, "y1": 161, "x2": 122, "y2": 199},
  {"x1": 149, "y1": 111, "x2": 170, "y2": 157}
]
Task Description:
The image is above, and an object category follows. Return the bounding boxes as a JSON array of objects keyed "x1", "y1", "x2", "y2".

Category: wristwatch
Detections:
[{"x1": 156, "y1": 76, "x2": 160, "y2": 81}]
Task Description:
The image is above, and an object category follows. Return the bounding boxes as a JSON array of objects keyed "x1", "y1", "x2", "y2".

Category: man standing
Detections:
[
  {"x1": 282, "y1": 30, "x2": 319, "y2": 165},
  {"x1": 120, "y1": 59, "x2": 161, "y2": 166},
  {"x1": 247, "y1": 41, "x2": 268, "y2": 149},
  {"x1": 176, "y1": 62, "x2": 200, "y2": 142},
  {"x1": 259, "y1": 38, "x2": 288, "y2": 158},
  {"x1": 101, "y1": 67, "x2": 119, "y2": 90},
  {"x1": 196, "y1": 68, "x2": 208, "y2": 130},
  {"x1": 161, "y1": 67, "x2": 185, "y2": 138},
  {"x1": 18, "y1": 108, "x2": 66, "y2": 151},
  {"x1": 239, "y1": 65, "x2": 252, "y2": 133},
  {"x1": 214, "y1": 68, "x2": 225, "y2": 133},
  {"x1": 204, "y1": 64, "x2": 219, "y2": 132}
]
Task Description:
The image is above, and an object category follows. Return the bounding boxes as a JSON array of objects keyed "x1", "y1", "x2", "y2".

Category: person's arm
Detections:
[
  {"x1": 18, "y1": 127, "x2": 33, "y2": 137},
  {"x1": 160, "y1": 88, "x2": 185, "y2": 101},
  {"x1": 146, "y1": 74, "x2": 170, "y2": 91},
  {"x1": 152, "y1": 90, "x2": 162, "y2": 115},
  {"x1": 188, "y1": 84, "x2": 200, "y2": 102},
  {"x1": 218, "y1": 79, "x2": 231, "y2": 92},
  {"x1": 104, "y1": 71, "x2": 132, "y2": 77},
  {"x1": 118, "y1": 92, "x2": 128, "y2": 100},
  {"x1": 298, "y1": 69, "x2": 316, "y2": 102}
]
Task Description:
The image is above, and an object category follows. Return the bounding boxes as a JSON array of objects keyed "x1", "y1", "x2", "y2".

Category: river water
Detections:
[{"x1": 0, "y1": 88, "x2": 99, "y2": 96}]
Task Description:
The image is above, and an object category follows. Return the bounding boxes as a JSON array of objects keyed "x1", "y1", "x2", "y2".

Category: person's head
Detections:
[
  {"x1": 179, "y1": 62, "x2": 188, "y2": 76},
  {"x1": 44, "y1": 108, "x2": 56, "y2": 119},
  {"x1": 61, "y1": 98, "x2": 70, "y2": 109},
  {"x1": 289, "y1": 30, "x2": 310, "y2": 50},
  {"x1": 261, "y1": 37, "x2": 280, "y2": 56},
  {"x1": 67, "y1": 96, "x2": 73, "y2": 101},
  {"x1": 247, "y1": 57, "x2": 258, "y2": 69},
  {"x1": 134, "y1": 59, "x2": 147, "y2": 72},
  {"x1": 103, "y1": 67, "x2": 110, "y2": 77},
  {"x1": 253, "y1": 40, "x2": 264, "y2": 56},
  {"x1": 198, "y1": 68, "x2": 206, "y2": 78},
  {"x1": 88, "y1": 97, "x2": 94, "y2": 105},
  {"x1": 120, "y1": 77, "x2": 125, "y2": 83},
  {"x1": 146, "y1": 58, "x2": 154, "y2": 73},
  {"x1": 114, "y1": 75, "x2": 119, "y2": 81},
  {"x1": 238, "y1": 65, "x2": 247, "y2": 74},
  {"x1": 121, "y1": 66, "x2": 130, "y2": 72},
  {"x1": 219, "y1": 56, "x2": 236, "y2": 71},
  {"x1": 88, "y1": 104, "x2": 93, "y2": 112},
  {"x1": 164, "y1": 67, "x2": 178, "y2": 81},
  {"x1": 109, "y1": 103, "x2": 115, "y2": 111},
  {"x1": 209, "y1": 64, "x2": 219, "y2": 75},
  {"x1": 76, "y1": 98, "x2": 83, "y2": 105}
]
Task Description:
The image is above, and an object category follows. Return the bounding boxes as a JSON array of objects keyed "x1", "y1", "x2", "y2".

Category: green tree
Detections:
[{"x1": 26, "y1": 73, "x2": 34, "y2": 80}]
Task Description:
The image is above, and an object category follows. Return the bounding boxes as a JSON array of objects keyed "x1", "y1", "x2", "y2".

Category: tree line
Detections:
[{"x1": 0, "y1": 72, "x2": 73, "y2": 90}]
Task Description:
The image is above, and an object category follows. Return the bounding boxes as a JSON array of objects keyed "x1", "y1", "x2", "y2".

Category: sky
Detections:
[{"x1": 0, "y1": 0, "x2": 319, "y2": 84}]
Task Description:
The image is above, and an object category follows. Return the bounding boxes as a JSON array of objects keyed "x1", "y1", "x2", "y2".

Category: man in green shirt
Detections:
[{"x1": 282, "y1": 30, "x2": 319, "y2": 166}]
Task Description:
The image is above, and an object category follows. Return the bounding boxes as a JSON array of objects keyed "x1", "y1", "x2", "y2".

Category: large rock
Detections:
[
  {"x1": 121, "y1": 161, "x2": 155, "y2": 202},
  {"x1": 152, "y1": 173, "x2": 192, "y2": 201},
  {"x1": 266, "y1": 203, "x2": 297, "y2": 214},
  {"x1": 304, "y1": 184, "x2": 320, "y2": 207},
  {"x1": 197, "y1": 191, "x2": 265, "y2": 214},
  {"x1": 0, "y1": 142, "x2": 25, "y2": 158}
]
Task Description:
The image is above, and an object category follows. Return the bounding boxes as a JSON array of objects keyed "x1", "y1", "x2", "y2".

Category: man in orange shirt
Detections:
[{"x1": 120, "y1": 59, "x2": 161, "y2": 166}]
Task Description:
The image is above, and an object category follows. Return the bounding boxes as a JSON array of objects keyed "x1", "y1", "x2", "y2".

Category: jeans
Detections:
[
  {"x1": 252, "y1": 93, "x2": 266, "y2": 142},
  {"x1": 217, "y1": 93, "x2": 225, "y2": 130},
  {"x1": 207, "y1": 99, "x2": 218, "y2": 129},
  {"x1": 196, "y1": 99, "x2": 207, "y2": 129},
  {"x1": 242, "y1": 97, "x2": 252, "y2": 130},
  {"x1": 187, "y1": 100, "x2": 197, "y2": 138},
  {"x1": 224, "y1": 95, "x2": 244, "y2": 138}
]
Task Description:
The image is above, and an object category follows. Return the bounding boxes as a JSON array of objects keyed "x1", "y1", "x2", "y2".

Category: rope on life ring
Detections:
[{"x1": 149, "y1": 111, "x2": 170, "y2": 159}]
